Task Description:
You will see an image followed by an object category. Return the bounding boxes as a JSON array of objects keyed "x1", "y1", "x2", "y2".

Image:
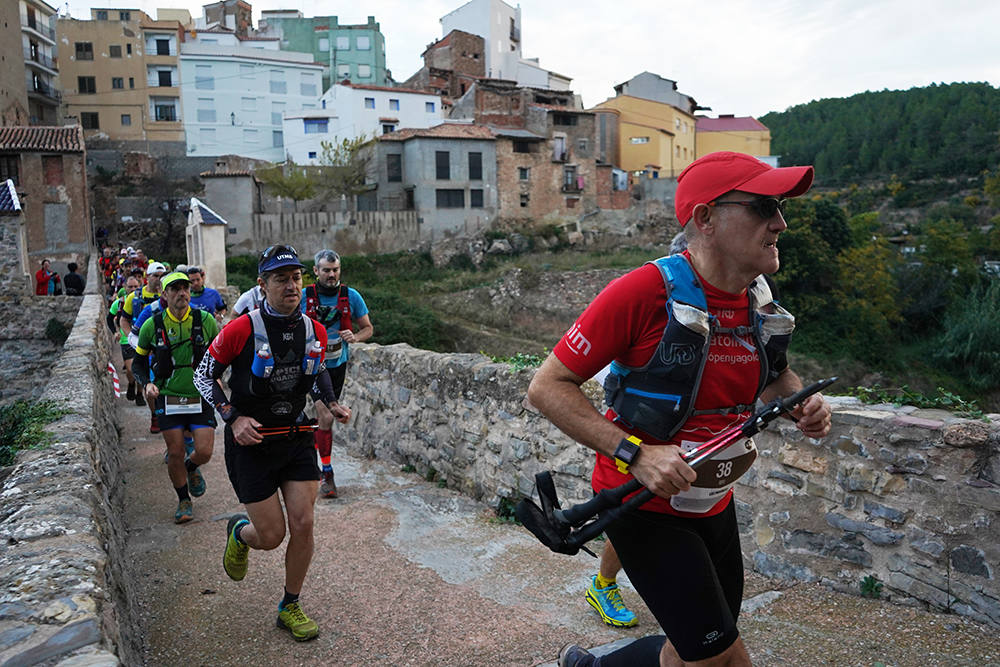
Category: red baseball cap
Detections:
[{"x1": 675, "y1": 151, "x2": 814, "y2": 226}]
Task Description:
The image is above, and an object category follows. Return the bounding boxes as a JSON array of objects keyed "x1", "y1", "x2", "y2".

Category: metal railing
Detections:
[
  {"x1": 25, "y1": 76, "x2": 62, "y2": 103},
  {"x1": 24, "y1": 18, "x2": 55, "y2": 40},
  {"x1": 23, "y1": 47, "x2": 57, "y2": 70}
]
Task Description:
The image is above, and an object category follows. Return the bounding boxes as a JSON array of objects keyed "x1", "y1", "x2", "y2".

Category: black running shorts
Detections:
[
  {"x1": 224, "y1": 426, "x2": 320, "y2": 504},
  {"x1": 120, "y1": 343, "x2": 135, "y2": 361},
  {"x1": 603, "y1": 500, "x2": 743, "y2": 662}
]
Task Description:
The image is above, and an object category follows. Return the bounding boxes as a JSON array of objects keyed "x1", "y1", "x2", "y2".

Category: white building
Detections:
[
  {"x1": 179, "y1": 32, "x2": 324, "y2": 162},
  {"x1": 440, "y1": 0, "x2": 569, "y2": 91},
  {"x1": 283, "y1": 82, "x2": 442, "y2": 165}
]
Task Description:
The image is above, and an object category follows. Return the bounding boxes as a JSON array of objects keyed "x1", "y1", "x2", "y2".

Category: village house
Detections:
[
  {"x1": 374, "y1": 122, "x2": 496, "y2": 235},
  {"x1": 0, "y1": 125, "x2": 92, "y2": 285}
]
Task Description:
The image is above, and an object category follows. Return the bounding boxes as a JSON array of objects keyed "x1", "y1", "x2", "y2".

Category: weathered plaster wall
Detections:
[{"x1": 340, "y1": 343, "x2": 1000, "y2": 626}]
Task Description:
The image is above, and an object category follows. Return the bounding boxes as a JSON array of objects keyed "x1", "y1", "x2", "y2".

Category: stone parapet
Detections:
[
  {"x1": 0, "y1": 295, "x2": 136, "y2": 665},
  {"x1": 343, "y1": 344, "x2": 1000, "y2": 627}
]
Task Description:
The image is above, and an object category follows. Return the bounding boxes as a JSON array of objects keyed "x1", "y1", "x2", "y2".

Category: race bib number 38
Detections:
[{"x1": 670, "y1": 438, "x2": 758, "y2": 514}]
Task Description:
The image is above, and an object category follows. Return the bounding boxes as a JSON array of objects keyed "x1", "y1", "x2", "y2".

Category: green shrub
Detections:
[
  {"x1": 44, "y1": 318, "x2": 70, "y2": 346},
  {"x1": 0, "y1": 400, "x2": 69, "y2": 466},
  {"x1": 934, "y1": 280, "x2": 1000, "y2": 392},
  {"x1": 365, "y1": 288, "x2": 453, "y2": 352}
]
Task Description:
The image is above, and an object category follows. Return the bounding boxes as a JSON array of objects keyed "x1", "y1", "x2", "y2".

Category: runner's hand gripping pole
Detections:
[{"x1": 516, "y1": 377, "x2": 838, "y2": 557}]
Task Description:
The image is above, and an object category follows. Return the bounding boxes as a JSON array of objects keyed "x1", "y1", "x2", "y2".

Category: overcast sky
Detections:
[{"x1": 63, "y1": 0, "x2": 1000, "y2": 117}]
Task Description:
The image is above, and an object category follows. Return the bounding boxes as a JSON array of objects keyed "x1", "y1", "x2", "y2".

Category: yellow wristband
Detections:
[{"x1": 614, "y1": 435, "x2": 643, "y2": 474}]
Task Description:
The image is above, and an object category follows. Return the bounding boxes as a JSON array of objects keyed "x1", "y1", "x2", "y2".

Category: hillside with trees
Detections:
[{"x1": 760, "y1": 82, "x2": 1000, "y2": 183}]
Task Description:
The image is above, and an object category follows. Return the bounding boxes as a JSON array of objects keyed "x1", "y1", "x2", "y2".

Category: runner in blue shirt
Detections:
[
  {"x1": 187, "y1": 265, "x2": 228, "y2": 323},
  {"x1": 301, "y1": 249, "x2": 372, "y2": 498}
]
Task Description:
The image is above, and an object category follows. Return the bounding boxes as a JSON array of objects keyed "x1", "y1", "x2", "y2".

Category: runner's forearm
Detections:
[{"x1": 133, "y1": 354, "x2": 151, "y2": 386}]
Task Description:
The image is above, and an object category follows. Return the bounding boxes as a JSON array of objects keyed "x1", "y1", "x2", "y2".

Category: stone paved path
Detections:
[{"x1": 119, "y1": 399, "x2": 1000, "y2": 666}]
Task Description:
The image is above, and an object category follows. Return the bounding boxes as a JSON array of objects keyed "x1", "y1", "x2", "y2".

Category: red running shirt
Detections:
[{"x1": 552, "y1": 253, "x2": 762, "y2": 517}]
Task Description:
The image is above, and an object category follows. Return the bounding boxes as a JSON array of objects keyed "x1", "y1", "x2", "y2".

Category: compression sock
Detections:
[
  {"x1": 279, "y1": 589, "x2": 300, "y2": 610},
  {"x1": 595, "y1": 573, "x2": 617, "y2": 589},
  {"x1": 174, "y1": 485, "x2": 190, "y2": 501},
  {"x1": 184, "y1": 457, "x2": 199, "y2": 473},
  {"x1": 314, "y1": 428, "x2": 333, "y2": 476},
  {"x1": 593, "y1": 635, "x2": 666, "y2": 666}
]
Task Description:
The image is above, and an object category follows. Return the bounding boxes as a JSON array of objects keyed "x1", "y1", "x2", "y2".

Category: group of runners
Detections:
[
  {"x1": 98, "y1": 150, "x2": 834, "y2": 663},
  {"x1": 105, "y1": 243, "x2": 371, "y2": 642}
]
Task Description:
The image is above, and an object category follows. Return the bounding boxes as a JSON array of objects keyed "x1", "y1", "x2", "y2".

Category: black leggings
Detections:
[{"x1": 602, "y1": 501, "x2": 743, "y2": 663}]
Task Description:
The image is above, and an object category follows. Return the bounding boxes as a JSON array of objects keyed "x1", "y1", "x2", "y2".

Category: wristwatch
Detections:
[{"x1": 614, "y1": 435, "x2": 643, "y2": 474}]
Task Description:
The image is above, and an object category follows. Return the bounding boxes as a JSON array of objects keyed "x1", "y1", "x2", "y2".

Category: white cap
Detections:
[{"x1": 146, "y1": 261, "x2": 167, "y2": 275}]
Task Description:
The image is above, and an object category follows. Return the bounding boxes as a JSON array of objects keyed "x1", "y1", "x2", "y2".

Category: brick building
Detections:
[
  {"x1": 452, "y1": 80, "x2": 614, "y2": 223},
  {"x1": 400, "y1": 29, "x2": 485, "y2": 103},
  {"x1": 0, "y1": 125, "x2": 92, "y2": 285}
]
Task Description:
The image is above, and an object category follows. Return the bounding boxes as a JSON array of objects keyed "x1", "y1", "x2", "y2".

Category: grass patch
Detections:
[
  {"x1": 0, "y1": 400, "x2": 70, "y2": 466},
  {"x1": 490, "y1": 497, "x2": 522, "y2": 525}
]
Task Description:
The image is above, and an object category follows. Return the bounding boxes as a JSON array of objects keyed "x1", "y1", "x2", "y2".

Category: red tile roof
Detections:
[
  {"x1": 380, "y1": 123, "x2": 494, "y2": 142},
  {"x1": 0, "y1": 126, "x2": 84, "y2": 153},
  {"x1": 199, "y1": 170, "x2": 257, "y2": 178},
  {"x1": 337, "y1": 81, "x2": 438, "y2": 97},
  {"x1": 696, "y1": 116, "x2": 769, "y2": 132}
]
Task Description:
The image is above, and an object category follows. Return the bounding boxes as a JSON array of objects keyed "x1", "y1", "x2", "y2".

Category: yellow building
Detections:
[
  {"x1": 695, "y1": 115, "x2": 771, "y2": 159},
  {"x1": 591, "y1": 95, "x2": 696, "y2": 179},
  {"x1": 57, "y1": 9, "x2": 185, "y2": 144}
]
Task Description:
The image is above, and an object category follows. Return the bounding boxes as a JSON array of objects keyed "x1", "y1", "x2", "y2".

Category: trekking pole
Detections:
[{"x1": 517, "y1": 377, "x2": 837, "y2": 556}]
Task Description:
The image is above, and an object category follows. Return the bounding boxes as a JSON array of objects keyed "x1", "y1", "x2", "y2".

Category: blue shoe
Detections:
[
  {"x1": 184, "y1": 436, "x2": 195, "y2": 457},
  {"x1": 187, "y1": 464, "x2": 206, "y2": 497},
  {"x1": 586, "y1": 576, "x2": 638, "y2": 628}
]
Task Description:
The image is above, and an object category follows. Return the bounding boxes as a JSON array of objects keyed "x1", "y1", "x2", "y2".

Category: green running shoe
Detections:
[
  {"x1": 585, "y1": 575, "x2": 638, "y2": 628},
  {"x1": 174, "y1": 499, "x2": 193, "y2": 524},
  {"x1": 276, "y1": 601, "x2": 319, "y2": 641},
  {"x1": 187, "y1": 465, "x2": 206, "y2": 497},
  {"x1": 223, "y1": 514, "x2": 250, "y2": 581}
]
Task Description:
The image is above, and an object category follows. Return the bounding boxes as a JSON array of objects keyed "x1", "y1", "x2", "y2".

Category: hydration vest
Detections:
[
  {"x1": 149, "y1": 309, "x2": 208, "y2": 383},
  {"x1": 304, "y1": 283, "x2": 351, "y2": 331},
  {"x1": 245, "y1": 308, "x2": 321, "y2": 391},
  {"x1": 602, "y1": 254, "x2": 795, "y2": 442},
  {"x1": 129, "y1": 288, "x2": 158, "y2": 320}
]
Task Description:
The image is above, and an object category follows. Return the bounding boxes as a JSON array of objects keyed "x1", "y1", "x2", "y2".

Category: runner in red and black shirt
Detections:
[
  {"x1": 529, "y1": 152, "x2": 833, "y2": 667},
  {"x1": 194, "y1": 245, "x2": 349, "y2": 643}
]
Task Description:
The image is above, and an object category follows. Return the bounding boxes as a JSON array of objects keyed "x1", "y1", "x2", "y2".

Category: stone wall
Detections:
[
  {"x1": 250, "y1": 210, "x2": 422, "y2": 256},
  {"x1": 0, "y1": 264, "x2": 139, "y2": 664},
  {"x1": 341, "y1": 343, "x2": 1000, "y2": 626}
]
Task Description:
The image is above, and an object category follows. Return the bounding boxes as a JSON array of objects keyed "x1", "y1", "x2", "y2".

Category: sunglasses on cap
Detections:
[
  {"x1": 260, "y1": 244, "x2": 297, "y2": 261},
  {"x1": 708, "y1": 197, "x2": 787, "y2": 220}
]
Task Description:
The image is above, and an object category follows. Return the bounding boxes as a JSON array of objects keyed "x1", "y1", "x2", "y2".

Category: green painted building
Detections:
[{"x1": 257, "y1": 11, "x2": 389, "y2": 92}]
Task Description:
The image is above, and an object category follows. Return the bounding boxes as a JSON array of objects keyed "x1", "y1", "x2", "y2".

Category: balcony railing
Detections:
[
  {"x1": 26, "y1": 78, "x2": 62, "y2": 103},
  {"x1": 23, "y1": 18, "x2": 55, "y2": 41},
  {"x1": 23, "y1": 48, "x2": 57, "y2": 71},
  {"x1": 144, "y1": 47, "x2": 175, "y2": 57},
  {"x1": 561, "y1": 183, "x2": 583, "y2": 194}
]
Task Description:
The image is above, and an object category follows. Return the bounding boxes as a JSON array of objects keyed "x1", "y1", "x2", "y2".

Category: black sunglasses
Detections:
[
  {"x1": 260, "y1": 244, "x2": 297, "y2": 261},
  {"x1": 709, "y1": 197, "x2": 786, "y2": 219}
]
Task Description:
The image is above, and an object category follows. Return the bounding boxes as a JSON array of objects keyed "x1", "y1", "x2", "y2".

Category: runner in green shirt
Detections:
[{"x1": 134, "y1": 272, "x2": 220, "y2": 524}]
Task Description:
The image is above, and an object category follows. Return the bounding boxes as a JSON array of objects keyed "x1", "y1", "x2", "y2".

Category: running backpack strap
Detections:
[
  {"x1": 190, "y1": 310, "x2": 206, "y2": 365},
  {"x1": 304, "y1": 284, "x2": 320, "y2": 320},
  {"x1": 337, "y1": 285, "x2": 351, "y2": 332},
  {"x1": 248, "y1": 309, "x2": 270, "y2": 356}
]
